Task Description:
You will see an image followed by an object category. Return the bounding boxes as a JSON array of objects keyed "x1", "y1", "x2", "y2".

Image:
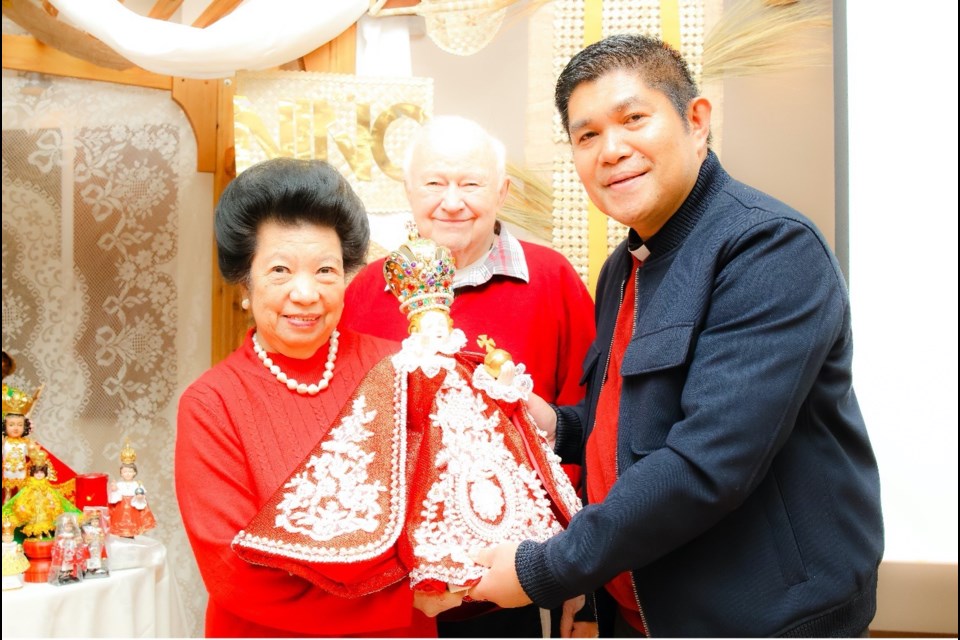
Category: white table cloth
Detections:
[{"x1": 1, "y1": 535, "x2": 186, "y2": 638}]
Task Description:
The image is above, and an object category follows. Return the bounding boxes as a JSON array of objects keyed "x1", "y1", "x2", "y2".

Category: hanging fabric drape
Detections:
[{"x1": 44, "y1": 0, "x2": 368, "y2": 79}]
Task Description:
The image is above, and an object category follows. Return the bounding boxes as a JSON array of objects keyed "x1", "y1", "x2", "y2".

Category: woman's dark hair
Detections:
[
  {"x1": 215, "y1": 158, "x2": 370, "y2": 285},
  {"x1": 555, "y1": 33, "x2": 699, "y2": 138},
  {"x1": 2, "y1": 414, "x2": 32, "y2": 437}
]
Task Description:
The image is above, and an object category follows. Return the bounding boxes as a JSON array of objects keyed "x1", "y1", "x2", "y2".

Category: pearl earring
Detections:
[{"x1": 241, "y1": 298, "x2": 250, "y2": 310}]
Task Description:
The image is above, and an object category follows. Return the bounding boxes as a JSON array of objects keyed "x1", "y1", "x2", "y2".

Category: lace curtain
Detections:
[{"x1": 1, "y1": 69, "x2": 211, "y2": 636}]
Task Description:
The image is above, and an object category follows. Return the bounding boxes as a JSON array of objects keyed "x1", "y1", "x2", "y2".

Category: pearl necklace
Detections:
[{"x1": 252, "y1": 330, "x2": 339, "y2": 395}]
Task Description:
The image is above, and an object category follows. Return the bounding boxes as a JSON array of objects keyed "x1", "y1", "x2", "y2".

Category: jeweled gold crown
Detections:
[
  {"x1": 119, "y1": 440, "x2": 137, "y2": 465},
  {"x1": 2, "y1": 383, "x2": 42, "y2": 418},
  {"x1": 383, "y1": 233, "x2": 455, "y2": 323}
]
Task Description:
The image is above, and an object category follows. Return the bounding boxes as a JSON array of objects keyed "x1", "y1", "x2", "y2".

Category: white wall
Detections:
[
  {"x1": 409, "y1": 18, "x2": 529, "y2": 163},
  {"x1": 720, "y1": 64, "x2": 835, "y2": 248},
  {"x1": 846, "y1": 2, "x2": 958, "y2": 564}
]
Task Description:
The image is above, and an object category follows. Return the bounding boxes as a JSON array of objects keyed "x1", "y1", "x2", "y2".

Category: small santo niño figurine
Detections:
[
  {"x1": 2, "y1": 517, "x2": 30, "y2": 590},
  {"x1": 1, "y1": 449, "x2": 80, "y2": 539},
  {"x1": 3, "y1": 411, "x2": 36, "y2": 503},
  {"x1": 49, "y1": 512, "x2": 89, "y2": 586},
  {"x1": 3, "y1": 351, "x2": 76, "y2": 505},
  {"x1": 81, "y1": 508, "x2": 110, "y2": 579},
  {"x1": 2, "y1": 352, "x2": 43, "y2": 503},
  {"x1": 108, "y1": 441, "x2": 157, "y2": 538}
]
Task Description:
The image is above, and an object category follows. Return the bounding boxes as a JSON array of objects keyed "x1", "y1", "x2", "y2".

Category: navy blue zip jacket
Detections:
[{"x1": 516, "y1": 151, "x2": 883, "y2": 637}]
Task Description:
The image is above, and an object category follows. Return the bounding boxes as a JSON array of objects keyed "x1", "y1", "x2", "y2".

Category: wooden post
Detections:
[{"x1": 210, "y1": 76, "x2": 247, "y2": 365}]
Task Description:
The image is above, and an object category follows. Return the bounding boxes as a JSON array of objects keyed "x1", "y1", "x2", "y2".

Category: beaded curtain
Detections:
[{"x1": 1, "y1": 59, "x2": 211, "y2": 635}]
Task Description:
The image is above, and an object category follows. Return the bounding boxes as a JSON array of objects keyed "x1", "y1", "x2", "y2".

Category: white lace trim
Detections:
[
  {"x1": 471, "y1": 361, "x2": 534, "y2": 403},
  {"x1": 530, "y1": 405, "x2": 583, "y2": 519},
  {"x1": 274, "y1": 395, "x2": 383, "y2": 539},
  {"x1": 390, "y1": 328, "x2": 467, "y2": 378},
  {"x1": 233, "y1": 386, "x2": 407, "y2": 563},
  {"x1": 409, "y1": 371, "x2": 564, "y2": 588}
]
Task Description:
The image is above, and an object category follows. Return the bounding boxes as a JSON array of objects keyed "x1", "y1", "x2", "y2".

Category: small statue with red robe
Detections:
[{"x1": 108, "y1": 441, "x2": 157, "y2": 538}]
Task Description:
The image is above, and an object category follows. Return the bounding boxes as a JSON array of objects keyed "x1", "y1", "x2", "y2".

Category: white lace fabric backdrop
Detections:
[{"x1": 1, "y1": 68, "x2": 212, "y2": 636}]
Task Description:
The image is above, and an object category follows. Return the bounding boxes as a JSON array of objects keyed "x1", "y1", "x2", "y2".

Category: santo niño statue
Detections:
[{"x1": 233, "y1": 233, "x2": 581, "y2": 597}]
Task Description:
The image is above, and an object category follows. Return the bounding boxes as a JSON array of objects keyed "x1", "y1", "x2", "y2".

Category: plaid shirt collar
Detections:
[{"x1": 452, "y1": 226, "x2": 529, "y2": 290}]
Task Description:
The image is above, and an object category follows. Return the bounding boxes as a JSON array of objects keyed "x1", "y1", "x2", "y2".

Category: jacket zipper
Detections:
[{"x1": 614, "y1": 260, "x2": 651, "y2": 636}]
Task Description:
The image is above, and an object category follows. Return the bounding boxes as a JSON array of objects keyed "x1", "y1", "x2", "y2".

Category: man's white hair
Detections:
[{"x1": 402, "y1": 115, "x2": 507, "y2": 184}]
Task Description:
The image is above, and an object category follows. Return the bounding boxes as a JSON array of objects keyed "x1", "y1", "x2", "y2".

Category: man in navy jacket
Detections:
[{"x1": 470, "y1": 33, "x2": 883, "y2": 637}]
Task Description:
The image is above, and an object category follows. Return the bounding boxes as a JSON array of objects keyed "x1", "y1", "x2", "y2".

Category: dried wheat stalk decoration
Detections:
[{"x1": 702, "y1": 0, "x2": 832, "y2": 82}]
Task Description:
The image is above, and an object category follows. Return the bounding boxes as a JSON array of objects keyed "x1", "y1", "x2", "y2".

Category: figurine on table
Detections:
[
  {"x1": 1, "y1": 517, "x2": 29, "y2": 590},
  {"x1": 0, "y1": 352, "x2": 37, "y2": 427},
  {"x1": 81, "y1": 508, "x2": 110, "y2": 578},
  {"x1": 2, "y1": 375, "x2": 43, "y2": 503},
  {"x1": 108, "y1": 441, "x2": 157, "y2": 538},
  {"x1": 3, "y1": 350, "x2": 76, "y2": 503},
  {"x1": 2, "y1": 411, "x2": 33, "y2": 503},
  {"x1": 1, "y1": 449, "x2": 80, "y2": 539},
  {"x1": 48, "y1": 512, "x2": 88, "y2": 586}
]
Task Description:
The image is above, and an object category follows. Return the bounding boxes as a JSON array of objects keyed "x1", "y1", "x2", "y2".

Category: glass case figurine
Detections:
[
  {"x1": 107, "y1": 441, "x2": 157, "y2": 538},
  {"x1": 81, "y1": 508, "x2": 110, "y2": 579},
  {"x1": 1, "y1": 517, "x2": 29, "y2": 590},
  {"x1": 48, "y1": 512, "x2": 88, "y2": 586}
]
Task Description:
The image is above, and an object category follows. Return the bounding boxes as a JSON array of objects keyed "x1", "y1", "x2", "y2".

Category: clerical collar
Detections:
[{"x1": 628, "y1": 235, "x2": 651, "y2": 262}]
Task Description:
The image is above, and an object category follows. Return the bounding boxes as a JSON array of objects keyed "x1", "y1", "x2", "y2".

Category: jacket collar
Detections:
[{"x1": 628, "y1": 150, "x2": 727, "y2": 260}]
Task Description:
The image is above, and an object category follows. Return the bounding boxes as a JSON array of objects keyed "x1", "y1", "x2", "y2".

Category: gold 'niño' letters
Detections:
[{"x1": 234, "y1": 98, "x2": 428, "y2": 182}]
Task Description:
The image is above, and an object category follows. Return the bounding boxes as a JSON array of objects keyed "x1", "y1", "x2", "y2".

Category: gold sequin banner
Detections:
[{"x1": 234, "y1": 71, "x2": 433, "y2": 214}]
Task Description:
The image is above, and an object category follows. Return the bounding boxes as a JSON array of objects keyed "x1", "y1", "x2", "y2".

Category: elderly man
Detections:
[{"x1": 340, "y1": 115, "x2": 596, "y2": 637}]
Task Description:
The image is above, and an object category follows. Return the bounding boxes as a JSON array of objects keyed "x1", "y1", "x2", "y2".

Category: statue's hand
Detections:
[{"x1": 497, "y1": 360, "x2": 516, "y2": 386}]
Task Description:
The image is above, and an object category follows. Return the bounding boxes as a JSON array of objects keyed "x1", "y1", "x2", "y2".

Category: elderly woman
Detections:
[{"x1": 176, "y1": 158, "x2": 442, "y2": 637}]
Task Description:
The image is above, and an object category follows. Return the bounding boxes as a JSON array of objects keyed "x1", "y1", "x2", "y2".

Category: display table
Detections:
[{"x1": 1, "y1": 535, "x2": 187, "y2": 638}]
